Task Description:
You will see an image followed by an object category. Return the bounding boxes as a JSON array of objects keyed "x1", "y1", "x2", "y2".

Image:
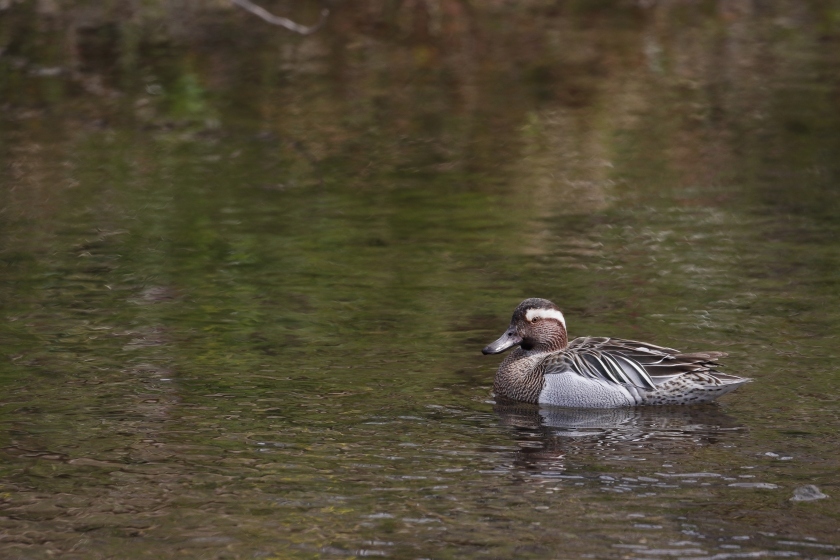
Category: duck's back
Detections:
[{"x1": 534, "y1": 337, "x2": 749, "y2": 407}]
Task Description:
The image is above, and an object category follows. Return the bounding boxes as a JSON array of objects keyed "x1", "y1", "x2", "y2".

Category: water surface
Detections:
[{"x1": 1, "y1": 2, "x2": 839, "y2": 558}]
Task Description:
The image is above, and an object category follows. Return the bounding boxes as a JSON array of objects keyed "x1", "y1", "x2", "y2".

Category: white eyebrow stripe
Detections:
[{"x1": 525, "y1": 308, "x2": 566, "y2": 328}]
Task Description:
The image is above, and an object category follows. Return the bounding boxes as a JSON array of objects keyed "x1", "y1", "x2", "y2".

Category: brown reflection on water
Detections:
[{"x1": 3, "y1": 1, "x2": 837, "y2": 226}]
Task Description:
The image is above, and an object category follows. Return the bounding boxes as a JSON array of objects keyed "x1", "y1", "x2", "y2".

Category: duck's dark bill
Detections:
[{"x1": 482, "y1": 330, "x2": 522, "y2": 355}]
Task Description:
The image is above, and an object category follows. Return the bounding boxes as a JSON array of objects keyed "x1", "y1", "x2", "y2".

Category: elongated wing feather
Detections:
[
  {"x1": 601, "y1": 353, "x2": 632, "y2": 384},
  {"x1": 611, "y1": 353, "x2": 656, "y2": 390},
  {"x1": 541, "y1": 337, "x2": 728, "y2": 390},
  {"x1": 582, "y1": 353, "x2": 621, "y2": 384}
]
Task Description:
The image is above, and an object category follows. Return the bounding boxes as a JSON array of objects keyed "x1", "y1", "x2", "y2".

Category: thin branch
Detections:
[{"x1": 231, "y1": 0, "x2": 329, "y2": 35}]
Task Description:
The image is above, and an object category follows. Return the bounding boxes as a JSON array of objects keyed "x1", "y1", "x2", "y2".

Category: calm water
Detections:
[{"x1": 1, "y1": 2, "x2": 840, "y2": 558}]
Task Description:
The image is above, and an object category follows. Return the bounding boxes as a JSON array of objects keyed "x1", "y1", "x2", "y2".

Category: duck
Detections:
[{"x1": 482, "y1": 298, "x2": 751, "y2": 408}]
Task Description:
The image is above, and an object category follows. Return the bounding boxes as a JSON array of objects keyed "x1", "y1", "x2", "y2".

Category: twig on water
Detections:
[{"x1": 230, "y1": 0, "x2": 329, "y2": 35}]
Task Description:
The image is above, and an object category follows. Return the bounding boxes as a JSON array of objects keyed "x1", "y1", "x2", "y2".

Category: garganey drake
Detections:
[{"x1": 483, "y1": 298, "x2": 750, "y2": 408}]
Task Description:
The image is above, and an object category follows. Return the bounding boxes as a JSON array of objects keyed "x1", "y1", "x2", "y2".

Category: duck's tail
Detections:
[{"x1": 643, "y1": 372, "x2": 752, "y2": 406}]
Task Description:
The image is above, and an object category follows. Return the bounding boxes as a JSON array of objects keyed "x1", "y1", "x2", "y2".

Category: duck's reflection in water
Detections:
[{"x1": 493, "y1": 403, "x2": 746, "y2": 474}]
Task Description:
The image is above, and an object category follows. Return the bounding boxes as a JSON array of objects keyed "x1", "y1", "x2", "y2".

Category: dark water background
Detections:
[{"x1": 1, "y1": 1, "x2": 840, "y2": 558}]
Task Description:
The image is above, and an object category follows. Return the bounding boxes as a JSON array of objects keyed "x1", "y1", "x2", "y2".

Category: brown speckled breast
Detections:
[{"x1": 492, "y1": 349, "x2": 546, "y2": 404}]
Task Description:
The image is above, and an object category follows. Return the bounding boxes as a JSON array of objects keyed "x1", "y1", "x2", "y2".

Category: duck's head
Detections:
[{"x1": 482, "y1": 298, "x2": 568, "y2": 355}]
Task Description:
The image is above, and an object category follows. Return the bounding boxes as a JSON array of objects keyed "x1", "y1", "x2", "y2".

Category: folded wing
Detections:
[{"x1": 541, "y1": 337, "x2": 728, "y2": 390}]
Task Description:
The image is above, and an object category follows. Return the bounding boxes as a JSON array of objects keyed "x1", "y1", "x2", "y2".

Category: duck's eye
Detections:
[{"x1": 531, "y1": 317, "x2": 540, "y2": 323}]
